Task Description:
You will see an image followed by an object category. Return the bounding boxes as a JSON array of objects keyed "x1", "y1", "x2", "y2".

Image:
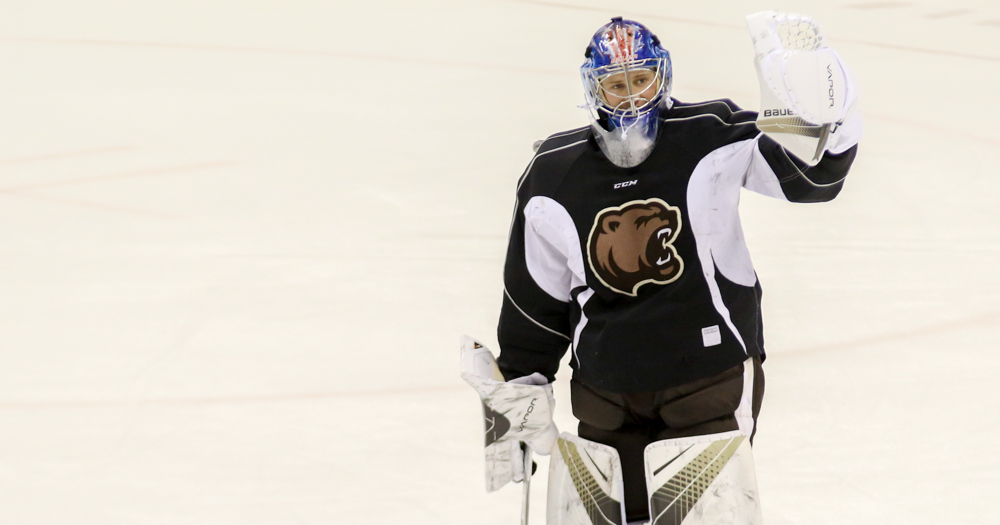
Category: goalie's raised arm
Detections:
[{"x1": 747, "y1": 10, "x2": 862, "y2": 165}]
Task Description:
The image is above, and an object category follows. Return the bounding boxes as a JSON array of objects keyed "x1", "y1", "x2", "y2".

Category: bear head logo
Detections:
[{"x1": 587, "y1": 198, "x2": 684, "y2": 296}]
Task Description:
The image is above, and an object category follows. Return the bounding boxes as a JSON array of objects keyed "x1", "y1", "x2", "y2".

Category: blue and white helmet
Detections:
[{"x1": 581, "y1": 18, "x2": 672, "y2": 167}]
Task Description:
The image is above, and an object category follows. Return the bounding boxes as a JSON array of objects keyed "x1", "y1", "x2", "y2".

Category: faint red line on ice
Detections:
[
  {"x1": 503, "y1": 0, "x2": 739, "y2": 29},
  {"x1": 791, "y1": 310, "x2": 1000, "y2": 355},
  {"x1": 0, "y1": 161, "x2": 238, "y2": 192},
  {"x1": 504, "y1": 0, "x2": 1000, "y2": 64},
  {"x1": 864, "y1": 111, "x2": 1000, "y2": 147},
  {"x1": 3, "y1": 310, "x2": 998, "y2": 410},
  {"x1": 6, "y1": 16, "x2": 1000, "y2": 71},
  {"x1": 840, "y1": 39, "x2": 1000, "y2": 62},
  {"x1": 670, "y1": 83, "x2": 1000, "y2": 148},
  {"x1": 0, "y1": 146, "x2": 135, "y2": 166},
  {"x1": 0, "y1": 384, "x2": 466, "y2": 410},
  {"x1": 0, "y1": 161, "x2": 234, "y2": 217},
  {"x1": 843, "y1": 2, "x2": 912, "y2": 9},
  {"x1": 0, "y1": 190, "x2": 183, "y2": 219},
  {"x1": 0, "y1": 36, "x2": 572, "y2": 78}
]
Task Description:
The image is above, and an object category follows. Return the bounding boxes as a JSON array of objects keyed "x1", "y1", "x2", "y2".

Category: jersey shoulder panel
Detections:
[
  {"x1": 660, "y1": 98, "x2": 760, "y2": 155},
  {"x1": 535, "y1": 126, "x2": 590, "y2": 153},
  {"x1": 518, "y1": 127, "x2": 591, "y2": 198},
  {"x1": 667, "y1": 98, "x2": 758, "y2": 125}
]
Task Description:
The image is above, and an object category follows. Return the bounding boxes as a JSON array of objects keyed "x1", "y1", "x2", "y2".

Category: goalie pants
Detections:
[{"x1": 572, "y1": 357, "x2": 764, "y2": 522}]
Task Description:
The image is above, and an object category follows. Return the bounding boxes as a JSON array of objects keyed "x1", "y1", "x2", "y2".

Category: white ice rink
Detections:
[{"x1": 0, "y1": 1, "x2": 997, "y2": 523}]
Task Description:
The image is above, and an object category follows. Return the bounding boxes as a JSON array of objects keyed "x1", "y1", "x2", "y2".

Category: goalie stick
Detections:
[
  {"x1": 522, "y1": 443, "x2": 532, "y2": 525},
  {"x1": 461, "y1": 335, "x2": 557, "y2": 524}
]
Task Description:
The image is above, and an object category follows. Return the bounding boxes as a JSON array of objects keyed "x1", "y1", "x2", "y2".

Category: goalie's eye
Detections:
[
  {"x1": 598, "y1": 68, "x2": 661, "y2": 109},
  {"x1": 601, "y1": 70, "x2": 656, "y2": 93}
]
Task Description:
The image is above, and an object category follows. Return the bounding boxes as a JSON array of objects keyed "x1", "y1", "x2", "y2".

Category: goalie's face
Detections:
[
  {"x1": 599, "y1": 68, "x2": 661, "y2": 112},
  {"x1": 580, "y1": 18, "x2": 673, "y2": 168}
]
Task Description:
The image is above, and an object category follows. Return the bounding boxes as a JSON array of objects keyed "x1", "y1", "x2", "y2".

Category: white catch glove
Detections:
[
  {"x1": 747, "y1": 10, "x2": 862, "y2": 164},
  {"x1": 460, "y1": 335, "x2": 559, "y2": 492},
  {"x1": 505, "y1": 372, "x2": 560, "y2": 455}
]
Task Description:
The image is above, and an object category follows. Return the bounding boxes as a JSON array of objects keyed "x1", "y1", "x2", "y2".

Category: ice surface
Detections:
[{"x1": 0, "y1": 1, "x2": 997, "y2": 524}]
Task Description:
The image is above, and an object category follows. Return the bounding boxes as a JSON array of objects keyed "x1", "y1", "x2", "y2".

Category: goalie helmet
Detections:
[{"x1": 581, "y1": 18, "x2": 672, "y2": 168}]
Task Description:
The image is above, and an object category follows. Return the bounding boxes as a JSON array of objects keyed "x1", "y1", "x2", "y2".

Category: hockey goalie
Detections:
[{"x1": 463, "y1": 11, "x2": 861, "y2": 525}]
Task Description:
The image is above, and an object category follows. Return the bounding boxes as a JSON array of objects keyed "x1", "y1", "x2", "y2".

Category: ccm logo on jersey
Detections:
[{"x1": 614, "y1": 180, "x2": 637, "y2": 189}]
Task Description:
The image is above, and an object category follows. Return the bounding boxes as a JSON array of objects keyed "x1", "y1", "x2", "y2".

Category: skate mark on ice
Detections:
[
  {"x1": 793, "y1": 310, "x2": 1000, "y2": 355},
  {"x1": 0, "y1": 36, "x2": 573, "y2": 78},
  {"x1": 0, "y1": 161, "x2": 236, "y2": 218},
  {"x1": 0, "y1": 384, "x2": 465, "y2": 410},
  {"x1": 925, "y1": 9, "x2": 972, "y2": 19},
  {"x1": 0, "y1": 161, "x2": 238, "y2": 192},
  {"x1": 0, "y1": 190, "x2": 183, "y2": 219},
  {"x1": 0, "y1": 146, "x2": 135, "y2": 166}
]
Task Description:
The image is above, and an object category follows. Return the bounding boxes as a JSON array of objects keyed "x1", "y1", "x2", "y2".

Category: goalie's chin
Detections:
[{"x1": 590, "y1": 117, "x2": 658, "y2": 168}]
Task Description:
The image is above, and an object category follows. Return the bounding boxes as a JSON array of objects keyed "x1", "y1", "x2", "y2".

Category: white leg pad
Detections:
[
  {"x1": 644, "y1": 431, "x2": 763, "y2": 525},
  {"x1": 547, "y1": 432, "x2": 627, "y2": 525}
]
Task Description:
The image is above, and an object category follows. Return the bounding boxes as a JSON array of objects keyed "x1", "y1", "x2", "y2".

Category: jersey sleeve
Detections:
[
  {"x1": 697, "y1": 95, "x2": 861, "y2": 203},
  {"x1": 496, "y1": 137, "x2": 585, "y2": 382},
  {"x1": 743, "y1": 135, "x2": 859, "y2": 202}
]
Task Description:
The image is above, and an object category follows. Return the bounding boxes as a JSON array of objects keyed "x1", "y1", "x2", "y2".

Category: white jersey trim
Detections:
[
  {"x1": 543, "y1": 127, "x2": 589, "y2": 141},
  {"x1": 687, "y1": 139, "x2": 763, "y2": 353},
  {"x1": 571, "y1": 288, "x2": 596, "y2": 368},
  {"x1": 662, "y1": 113, "x2": 759, "y2": 128},
  {"x1": 778, "y1": 148, "x2": 848, "y2": 188},
  {"x1": 745, "y1": 136, "x2": 788, "y2": 200},
  {"x1": 735, "y1": 357, "x2": 756, "y2": 435},
  {"x1": 503, "y1": 287, "x2": 572, "y2": 341},
  {"x1": 523, "y1": 196, "x2": 587, "y2": 303}
]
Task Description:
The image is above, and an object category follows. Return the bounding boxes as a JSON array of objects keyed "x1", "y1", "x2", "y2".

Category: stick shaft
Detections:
[{"x1": 521, "y1": 444, "x2": 532, "y2": 525}]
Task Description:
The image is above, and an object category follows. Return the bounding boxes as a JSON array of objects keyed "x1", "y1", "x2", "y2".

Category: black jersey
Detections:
[{"x1": 496, "y1": 99, "x2": 858, "y2": 393}]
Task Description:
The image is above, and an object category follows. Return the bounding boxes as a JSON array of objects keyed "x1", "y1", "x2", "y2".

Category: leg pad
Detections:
[
  {"x1": 644, "y1": 431, "x2": 763, "y2": 525},
  {"x1": 547, "y1": 432, "x2": 627, "y2": 525}
]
